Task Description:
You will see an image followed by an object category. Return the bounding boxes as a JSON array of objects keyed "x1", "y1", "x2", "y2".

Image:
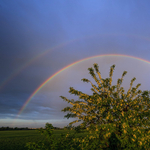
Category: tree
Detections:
[
  {"x1": 60, "y1": 63, "x2": 150, "y2": 149},
  {"x1": 45, "y1": 122, "x2": 54, "y2": 130}
]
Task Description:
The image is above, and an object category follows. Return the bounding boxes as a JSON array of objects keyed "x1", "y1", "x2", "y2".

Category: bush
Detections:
[
  {"x1": 26, "y1": 64, "x2": 150, "y2": 149},
  {"x1": 60, "y1": 64, "x2": 150, "y2": 149}
]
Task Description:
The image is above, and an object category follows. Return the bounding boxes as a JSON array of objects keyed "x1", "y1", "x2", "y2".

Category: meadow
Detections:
[{"x1": 0, "y1": 129, "x2": 90, "y2": 150}]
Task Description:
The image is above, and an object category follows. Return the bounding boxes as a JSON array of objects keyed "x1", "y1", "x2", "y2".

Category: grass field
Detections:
[
  {"x1": 1, "y1": 129, "x2": 149, "y2": 150},
  {"x1": 0, "y1": 129, "x2": 90, "y2": 150}
]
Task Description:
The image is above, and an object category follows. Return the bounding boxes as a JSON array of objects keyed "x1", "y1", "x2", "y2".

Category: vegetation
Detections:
[
  {"x1": 0, "y1": 130, "x2": 44, "y2": 150},
  {"x1": 0, "y1": 128, "x2": 89, "y2": 150},
  {"x1": 0, "y1": 127, "x2": 30, "y2": 131},
  {"x1": 26, "y1": 63, "x2": 150, "y2": 149},
  {"x1": 0, "y1": 126, "x2": 63, "y2": 131},
  {"x1": 26, "y1": 123, "x2": 93, "y2": 150}
]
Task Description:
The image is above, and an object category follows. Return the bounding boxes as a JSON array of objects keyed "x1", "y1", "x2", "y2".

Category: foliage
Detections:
[
  {"x1": 60, "y1": 63, "x2": 150, "y2": 149},
  {"x1": 63, "y1": 124, "x2": 73, "y2": 130},
  {"x1": 25, "y1": 64, "x2": 150, "y2": 149},
  {"x1": 26, "y1": 123, "x2": 83, "y2": 150},
  {"x1": 0, "y1": 129, "x2": 90, "y2": 150},
  {"x1": 0, "y1": 126, "x2": 29, "y2": 130},
  {"x1": 74, "y1": 125, "x2": 82, "y2": 133}
]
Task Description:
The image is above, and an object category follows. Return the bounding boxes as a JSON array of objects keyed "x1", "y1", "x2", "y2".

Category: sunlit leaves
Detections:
[
  {"x1": 81, "y1": 78, "x2": 90, "y2": 83},
  {"x1": 60, "y1": 63, "x2": 150, "y2": 148}
]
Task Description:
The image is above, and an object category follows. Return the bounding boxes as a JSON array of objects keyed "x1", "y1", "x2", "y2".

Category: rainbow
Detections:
[
  {"x1": 17, "y1": 54, "x2": 150, "y2": 117},
  {"x1": 0, "y1": 40, "x2": 76, "y2": 91},
  {"x1": 1, "y1": 33, "x2": 150, "y2": 92}
]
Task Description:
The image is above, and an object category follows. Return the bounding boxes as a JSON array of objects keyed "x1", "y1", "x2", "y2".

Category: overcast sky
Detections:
[{"x1": 1, "y1": 0, "x2": 150, "y2": 128}]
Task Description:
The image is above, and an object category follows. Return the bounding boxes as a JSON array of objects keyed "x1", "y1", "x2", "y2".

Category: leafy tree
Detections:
[
  {"x1": 45, "y1": 123, "x2": 54, "y2": 130},
  {"x1": 60, "y1": 63, "x2": 150, "y2": 149},
  {"x1": 14, "y1": 127, "x2": 18, "y2": 130}
]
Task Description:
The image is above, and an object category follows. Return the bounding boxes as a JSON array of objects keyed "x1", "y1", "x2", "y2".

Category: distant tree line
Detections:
[
  {"x1": 0, "y1": 126, "x2": 64, "y2": 131},
  {"x1": 0, "y1": 127, "x2": 30, "y2": 131},
  {"x1": 0, "y1": 124, "x2": 87, "y2": 131}
]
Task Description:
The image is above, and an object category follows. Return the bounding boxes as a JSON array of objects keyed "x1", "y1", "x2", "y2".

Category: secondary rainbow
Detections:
[
  {"x1": 0, "y1": 40, "x2": 75, "y2": 91},
  {"x1": 1, "y1": 34, "x2": 150, "y2": 92},
  {"x1": 16, "y1": 53, "x2": 150, "y2": 118}
]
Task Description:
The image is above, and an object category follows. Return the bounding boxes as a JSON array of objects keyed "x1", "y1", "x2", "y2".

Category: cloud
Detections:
[{"x1": 0, "y1": 0, "x2": 150, "y2": 128}]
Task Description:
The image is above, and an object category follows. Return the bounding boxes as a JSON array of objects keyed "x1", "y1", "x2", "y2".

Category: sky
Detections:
[{"x1": 1, "y1": 0, "x2": 150, "y2": 128}]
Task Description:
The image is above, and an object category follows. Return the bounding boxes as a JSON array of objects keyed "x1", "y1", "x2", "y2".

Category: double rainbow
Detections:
[
  {"x1": 1, "y1": 33, "x2": 150, "y2": 91},
  {"x1": 17, "y1": 54, "x2": 150, "y2": 117}
]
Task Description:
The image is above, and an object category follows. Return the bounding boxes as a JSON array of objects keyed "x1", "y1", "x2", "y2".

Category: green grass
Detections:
[
  {"x1": 0, "y1": 130, "x2": 46, "y2": 150},
  {"x1": 0, "y1": 129, "x2": 91, "y2": 150},
  {"x1": 1, "y1": 129, "x2": 149, "y2": 150}
]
